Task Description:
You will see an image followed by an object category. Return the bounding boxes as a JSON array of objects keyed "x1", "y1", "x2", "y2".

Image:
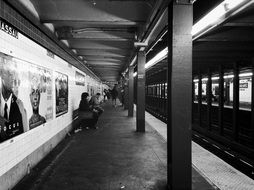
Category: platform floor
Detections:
[{"x1": 14, "y1": 101, "x2": 216, "y2": 190}]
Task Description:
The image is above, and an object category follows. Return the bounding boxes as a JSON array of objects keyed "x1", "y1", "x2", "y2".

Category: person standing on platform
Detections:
[{"x1": 111, "y1": 84, "x2": 118, "y2": 107}]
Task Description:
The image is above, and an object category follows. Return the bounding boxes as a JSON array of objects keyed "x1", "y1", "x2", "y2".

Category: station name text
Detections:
[{"x1": 0, "y1": 19, "x2": 18, "y2": 39}]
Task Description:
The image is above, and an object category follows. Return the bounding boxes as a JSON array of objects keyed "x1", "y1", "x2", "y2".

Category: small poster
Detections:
[
  {"x1": 55, "y1": 72, "x2": 68, "y2": 117},
  {"x1": 75, "y1": 71, "x2": 85, "y2": 86}
]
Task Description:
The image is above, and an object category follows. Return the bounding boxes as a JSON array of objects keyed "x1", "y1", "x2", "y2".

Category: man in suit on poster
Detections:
[{"x1": 0, "y1": 55, "x2": 27, "y2": 142}]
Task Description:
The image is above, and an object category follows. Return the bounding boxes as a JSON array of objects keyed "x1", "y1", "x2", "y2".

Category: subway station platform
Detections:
[{"x1": 13, "y1": 100, "x2": 216, "y2": 190}]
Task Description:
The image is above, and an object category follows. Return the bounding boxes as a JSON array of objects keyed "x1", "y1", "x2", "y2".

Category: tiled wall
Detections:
[{"x1": 0, "y1": 3, "x2": 102, "y2": 189}]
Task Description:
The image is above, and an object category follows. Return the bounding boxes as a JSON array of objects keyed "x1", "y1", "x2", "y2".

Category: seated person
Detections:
[
  {"x1": 89, "y1": 93, "x2": 104, "y2": 116},
  {"x1": 79, "y1": 92, "x2": 99, "y2": 129}
]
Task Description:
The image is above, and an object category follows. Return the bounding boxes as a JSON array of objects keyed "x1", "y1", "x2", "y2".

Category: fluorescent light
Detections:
[
  {"x1": 133, "y1": 72, "x2": 137, "y2": 77},
  {"x1": 145, "y1": 47, "x2": 168, "y2": 69},
  {"x1": 192, "y1": 0, "x2": 248, "y2": 36},
  {"x1": 239, "y1": 72, "x2": 253, "y2": 77},
  {"x1": 192, "y1": 72, "x2": 252, "y2": 82},
  {"x1": 224, "y1": 75, "x2": 234, "y2": 79},
  {"x1": 130, "y1": 56, "x2": 137, "y2": 66},
  {"x1": 225, "y1": 0, "x2": 246, "y2": 9},
  {"x1": 212, "y1": 77, "x2": 219, "y2": 80}
]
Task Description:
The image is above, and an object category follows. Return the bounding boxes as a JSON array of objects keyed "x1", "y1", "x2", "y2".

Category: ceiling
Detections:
[
  {"x1": 8, "y1": 0, "x2": 168, "y2": 82},
  {"x1": 145, "y1": 0, "x2": 254, "y2": 77},
  {"x1": 7, "y1": 0, "x2": 254, "y2": 81}
]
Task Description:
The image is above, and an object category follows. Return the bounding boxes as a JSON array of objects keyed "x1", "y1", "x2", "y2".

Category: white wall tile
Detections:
[{"x1": 0, "y1": 29, "x2": 101, "y2": 177}]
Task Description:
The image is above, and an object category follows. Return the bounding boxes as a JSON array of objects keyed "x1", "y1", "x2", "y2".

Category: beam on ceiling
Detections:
[
  {"x1": 223, "y1": 22, "x2": 254, "y2": 27},
  {"x1": 41, "y1": 20, "x2": 145, "y2": 27},
  {"x1": 77, "y1": 52, "x2": 126, "y2": 60},
  {"x1": 81, "y1": 58, "x2": 127, "y2": 62},
  {"x1": 68, "y1": 40, "x2": 133, "y2": 49}
]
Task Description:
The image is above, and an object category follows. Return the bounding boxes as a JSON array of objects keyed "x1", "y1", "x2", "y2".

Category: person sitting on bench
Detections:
[{"x1": 79, "y1": 92, "x2": 99, "y2": 129}]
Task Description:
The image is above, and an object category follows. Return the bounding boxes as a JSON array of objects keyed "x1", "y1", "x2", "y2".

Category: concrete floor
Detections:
[{"x1": 13, "y1": 101, "x2": 216, "y2": 190}]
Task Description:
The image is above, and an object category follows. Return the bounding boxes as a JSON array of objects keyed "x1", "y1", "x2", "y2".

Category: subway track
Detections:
[{"x1": 146, "y1": 107, "x2": 254, "y2": 180}]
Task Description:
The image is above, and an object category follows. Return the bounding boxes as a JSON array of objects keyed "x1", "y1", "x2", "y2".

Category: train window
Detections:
[
  {"x1": 158, "y1": 84, "x2": 160, "y2": 97},
  {"x1": 224, "y1": 72, "x2": 234, "y2": 108},
  {"x1": 156, "y1": 84, "x2": 158, "y2": 97},
  {"x1": 161, "y1": 83, "x2": 165, "y2": 98},
  {"x1": 211, "y1": 75, "x2": 219, "y2": 105},
  {"x1": 165, "y1": 83, "x2": 167, "y2": 98},
  {"x1": 239, "y1": 71, "x2": 252, "y2": 110},
  {"x1": 159, "y1": 84, "x2": 161, "y2": 97},
  {"x1": 193, "y1": 78, "x2": 199, "y2": 102},
  {"x1": 149, "y1": 85, "x2": 152, "y2": 96},
  {"x1": 202, "y1": 77, "x2": 208, "y2": 104}
]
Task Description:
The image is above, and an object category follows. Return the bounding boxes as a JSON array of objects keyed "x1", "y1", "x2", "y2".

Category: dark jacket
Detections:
[
  {"x1": 79, "y1": 99, "x2": 91, "y2": 112},
  {"x1": 0, "y1": 94, "x2": 24, "y2": 142}
]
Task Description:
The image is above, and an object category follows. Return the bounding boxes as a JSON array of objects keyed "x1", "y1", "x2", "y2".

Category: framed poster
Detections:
[
  {"x1": 0, "y1": 52, "x2": 53, "y2": 143},
  {"x1": 75, "y1": 71, "x2": 85, "y2": 86},
  {"x1": 55, "y1": 72, "x2": 68, "y2": 117},
  {"x1": 28, "y1": 64, "x2": 53, "y2": 129}
]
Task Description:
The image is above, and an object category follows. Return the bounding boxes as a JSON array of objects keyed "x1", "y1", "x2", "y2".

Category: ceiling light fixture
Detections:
[
  {"x1": 130, "y1": 55, "x2": 137, "y2": 66},
  {"x1": 133, "y1": 47, "x2": 168, "y2": 77},
  {"x1": 192, "y1": 0, "x2": 248, "y2": 37},
  {"x1": 145, "y1": 47, "x2": 168, "y2": 69}
]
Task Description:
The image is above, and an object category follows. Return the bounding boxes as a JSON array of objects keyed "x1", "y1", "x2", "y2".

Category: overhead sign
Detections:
[{"x1": 0, "y1": 18, "x2": 18, "y2": 39}]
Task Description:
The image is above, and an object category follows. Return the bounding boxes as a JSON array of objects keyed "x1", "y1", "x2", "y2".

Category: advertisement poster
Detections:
[
  {"x1": 75, "y1": 71, "x2": 85, "y2": 86},
  {"x1": 29, "y1": 65, "x2": 53, "y2": 129},
  {"x1": 55, "y1": 72, "x2": 68, "y2": 117},
  {"x1": 0, "y1": 52, "x2": 53, "y2": 143}
]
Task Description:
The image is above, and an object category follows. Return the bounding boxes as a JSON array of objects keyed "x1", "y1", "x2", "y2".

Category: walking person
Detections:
[{"x1": 111, "y1": 84, "x2": 118, "y2": 107}]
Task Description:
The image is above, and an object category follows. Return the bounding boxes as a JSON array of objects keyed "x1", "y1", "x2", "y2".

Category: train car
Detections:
[{"x1": 137, "y1": 57, "x2": 254, "y2": 177}]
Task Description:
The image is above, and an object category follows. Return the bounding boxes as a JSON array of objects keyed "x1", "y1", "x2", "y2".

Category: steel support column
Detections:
[
  {"x1": 252, "y1": 59, "x2": 254, "y2": 147},
  {"x1": 168, "y1": 1, "x2": 193, "y2": 189},
  {"x1": 124, "y1": 82, "x2": 129, "y2": 110},
  {"x1": 207, "y1": 69, "x2": 212, "y2": 131},
  {"x1": 198, "y1": 72, "x2": 202, "y2": 127},
  {"x1": 136, "y1": 51, "x2": 146, "y2": 132},
  {"x1": 128, "y1": 66, "x2": 134, "y2": 117},
  {"x1": 219, "y1": 66, "x2": 224, "y2": 136},
  {"x1": 233, "y1": 62, "x2": 239, "y2": 141}
]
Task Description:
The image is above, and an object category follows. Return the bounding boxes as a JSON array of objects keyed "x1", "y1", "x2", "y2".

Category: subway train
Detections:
[{"x1": 133, "y1": 59, "x2": 254, "y2": 178}]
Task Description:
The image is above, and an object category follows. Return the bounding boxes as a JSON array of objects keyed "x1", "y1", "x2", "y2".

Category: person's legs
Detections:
[
  {"x1": 95, "y1": 107, "x2": 104, "y2": 115},
  {"x1": 114, "y1": 98, "x2": 117, "y2": 107},
  {"x1": 91, "y1": 111, "x2": 99, "y2": 128}
]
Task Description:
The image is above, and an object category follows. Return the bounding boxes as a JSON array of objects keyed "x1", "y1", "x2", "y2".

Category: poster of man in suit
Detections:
[{"x1": 0, "y1": 53, "x2": 27, "y2": 142}]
